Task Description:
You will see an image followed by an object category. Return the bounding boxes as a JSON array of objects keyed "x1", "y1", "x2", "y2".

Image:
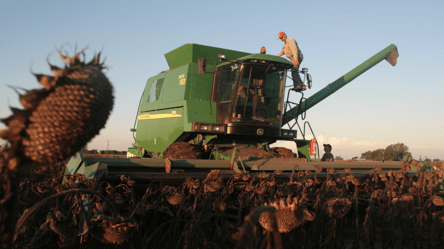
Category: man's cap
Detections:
[{"x1": 278, "y1": 31, "x2": 285, "y2": 39}]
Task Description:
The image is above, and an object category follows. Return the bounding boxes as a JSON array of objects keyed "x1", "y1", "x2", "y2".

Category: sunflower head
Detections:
[{"x1": 0, "y1": 45, "x2": 114, "y2": 165}]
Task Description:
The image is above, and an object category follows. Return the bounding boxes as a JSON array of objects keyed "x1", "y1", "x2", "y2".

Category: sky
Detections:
[{"x1": 0, "y1": 0, "x2": 443, "y2": 160}]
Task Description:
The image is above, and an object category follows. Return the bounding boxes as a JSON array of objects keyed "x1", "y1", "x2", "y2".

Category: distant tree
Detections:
[
  {"x1": 361, "y1": 143, "x2": 410, "y2": 161},
  {"x1": 361, "y1": 151, "x2": 373, "y2": 160},
  {"x1": 424, "y1": 157, "x2": 432, "y2": 164},
  {"x1": 335, "y1": 156, "x2": 343, "y2": 160},
  {"x1": 352, "y1": 156, "x2": 359, "y2": 161},
  {"x1": 361, "y1": 149, "x2": 381, "y2": 161},
  {"x1": 433, "y1": 159, "x2": 441, "y2": 162},
  {"x1": 384, "y1": 143, "x2": 409, "y2": 161},
  {"x1": 373, "y1": 149, "x2": 385, "y2": 161}
]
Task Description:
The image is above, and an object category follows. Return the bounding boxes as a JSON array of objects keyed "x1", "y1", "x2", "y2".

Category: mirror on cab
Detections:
[{"x1": 307, "y1": 74, "x2": 312, "y2": 89}]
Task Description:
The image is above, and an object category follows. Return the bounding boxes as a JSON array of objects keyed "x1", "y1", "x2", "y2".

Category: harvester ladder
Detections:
[
  {"x1": 283, "y1": 86, "x2": 320, "y2": 160},
  {"x1": 283, "y1": 85, "x2": 308, "y2": 131}
]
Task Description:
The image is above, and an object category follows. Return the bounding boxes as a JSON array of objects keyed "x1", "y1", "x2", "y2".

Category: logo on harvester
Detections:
[{"x1": 257, "y1": 128, "x2": 264, "y2": 135}]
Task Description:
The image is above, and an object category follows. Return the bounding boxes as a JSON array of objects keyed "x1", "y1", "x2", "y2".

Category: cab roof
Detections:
[
  {"x1": 164, "y1": 43, "x2": 249, "y2": 69},
  {"x1": 164, "y1": 43, "x2": 293, "y2": 70}
]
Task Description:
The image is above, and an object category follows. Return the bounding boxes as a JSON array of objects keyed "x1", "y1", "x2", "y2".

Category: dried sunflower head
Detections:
[
  {"x1": 233, "y1": 173, "x2": 243, "y2": 180},
  {"x1": 257, "y1": 171, "x2": 269, "y2": 179},
  {"x1": 49, "y1": 209, "x2": 78, "y2": 237},
  {"x1": 1, "y1": 46, "x2": 114, "y2": 165},
  {"x1": 254, "y1": 182, "x2": 269, "y2": 195},
  {"x1": 325, "y1": 198, "x2": 352, "y2": 219},
  {"x1": 259, "y1": 198, "x2": 315, "y2": 233},
  {"x1": 392, "y1": 194, "x2": 414, "y2": 208},
  {"x1": 90, "y1": 215, "x2": 138, "y2": 244},
  {"x1": 430, "y1": 195, "x2": 444, "y2": 206},
  {"x1": 213, "y1": 199, "x2": 227, "y2": 212},
  {"x1": 242, "y1": 174, "x2": 251, "y2": 181},
  {"x1": 205, "y1": 179, "x2": 223, "y2": 193},
  {"x1": 167, "y1": 192, "x2": 186, "y2": 205},
  {"x1": 206, "y1": 169, "x2": 220, "y2": 180}
]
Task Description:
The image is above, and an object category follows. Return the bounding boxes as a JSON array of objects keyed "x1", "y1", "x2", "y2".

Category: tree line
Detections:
[
  {"x1": 360, "y1": 143, "x2": 410, "y2": 161},
  {"x1": 331, "y1": 143, "x2": 441, "y2": 162}
]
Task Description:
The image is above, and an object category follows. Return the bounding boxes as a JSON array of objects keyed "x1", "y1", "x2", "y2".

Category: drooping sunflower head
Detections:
[
  {"x1": 325, "y1": 198, "x2": 352, "y2": 219},
  {"x1": 0, "y1": 45, "x2": 114, "y2": 165},
  {"x1": 259, "y1": 197, "x2": 315, "y2": 233}
]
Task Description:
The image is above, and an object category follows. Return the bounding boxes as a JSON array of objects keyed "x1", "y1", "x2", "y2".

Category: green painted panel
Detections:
[
  {"x1": 63, "y1": 150, "x2": 84, "y2": 184},
  {"x1": 295, "y1": 139, "x2": 310, "y2": 160},
  {"x1": 65, "y1": 150, "x2": 84, "y2": 174},
  {"x1": 76, "y1": 162, "x2": 86, "y2": 175},
  {"x1": 128, "y1": 147, "x2": 145, "y2": 158},
  {"x1": 186, "y1": 63, "x2": 214, "y2": 101},
  {"x1": 135, "y1": 107, "x2": 184, "y2": 153},
  {"x1": 164, "y1": 43, "x2": 250, "y2": 70},
  {"x1": 84, "y1": 162, "x2": 99, "y2": 179},
  {"x1": 139, "y1": 73, "x2": 166, "y2": 113},
  {"x1": 185, "y1": 100, "x2": 217, "y2": 125},
  {"x1": 160, "y1": 65, "x2": 189, "y2": 104}
]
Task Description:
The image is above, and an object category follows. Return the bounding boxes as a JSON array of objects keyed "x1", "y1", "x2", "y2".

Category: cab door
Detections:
[{"x1": 213, "y1": 64, "x2": 239, "y2": 124}]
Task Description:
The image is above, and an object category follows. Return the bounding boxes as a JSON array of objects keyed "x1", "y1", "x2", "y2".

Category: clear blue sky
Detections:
[{"x1": 1, "y1": 0, "x2": 443, "y2": 160}]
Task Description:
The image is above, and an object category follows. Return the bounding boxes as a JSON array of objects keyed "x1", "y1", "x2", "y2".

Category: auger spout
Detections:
[{"x1": 282, "y1": 44, "x2": 398, "y2": 126}]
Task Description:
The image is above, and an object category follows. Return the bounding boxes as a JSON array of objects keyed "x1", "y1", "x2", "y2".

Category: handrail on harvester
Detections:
[{"x1": 282, "y1": 44, "x2": 399, "y2": 126}]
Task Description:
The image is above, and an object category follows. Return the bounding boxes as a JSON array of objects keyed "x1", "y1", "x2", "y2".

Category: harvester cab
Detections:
[
  {"x1": 199, "y1": 53, "x2": 292, "y2": 126},
  {"x1": 126, "y1": 44, "x2": 306, "y2": 161}
]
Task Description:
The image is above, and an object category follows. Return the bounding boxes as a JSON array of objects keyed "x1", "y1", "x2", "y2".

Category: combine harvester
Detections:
[{"x1": 65, "y1": 43, "x2": 400, "y2": 184}]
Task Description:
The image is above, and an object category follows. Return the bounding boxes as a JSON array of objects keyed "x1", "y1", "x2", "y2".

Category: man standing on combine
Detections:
[{"x1": 277, "y1": 31, "x2": 306, "y2": 91}]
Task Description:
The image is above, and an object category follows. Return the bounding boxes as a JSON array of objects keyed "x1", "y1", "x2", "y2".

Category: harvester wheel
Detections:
[
  {"x1": 271, "y1": 147, "x2": 296, "y2": 158},
  {"x1": 163, "y1": 142, "x2": 202, "y2": 159}
]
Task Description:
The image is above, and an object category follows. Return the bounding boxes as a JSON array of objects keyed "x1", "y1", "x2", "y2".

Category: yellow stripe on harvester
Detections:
[{"x1": 138, "y1": 111, "x2": 182, "y2": 120}]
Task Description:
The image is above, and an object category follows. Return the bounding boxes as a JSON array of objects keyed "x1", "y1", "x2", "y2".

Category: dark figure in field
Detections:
[{"x1": 321, "y1": 144, "x2": 334, "y2": 162}]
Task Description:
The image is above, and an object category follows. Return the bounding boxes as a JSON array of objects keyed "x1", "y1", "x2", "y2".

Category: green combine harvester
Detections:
[{"x1": 65, "y1": 43, "x2": 400, "y2": 184}]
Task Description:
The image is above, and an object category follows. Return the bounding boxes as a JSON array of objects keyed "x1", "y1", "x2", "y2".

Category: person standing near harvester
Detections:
[{"x1": 277, "y1": 31, "x2": 306, "y2": 91}]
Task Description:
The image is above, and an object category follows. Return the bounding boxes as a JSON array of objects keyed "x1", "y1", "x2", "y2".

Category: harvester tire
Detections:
[{"x1": 163, "y1": 142, "x2": 202, "y2": 159}]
